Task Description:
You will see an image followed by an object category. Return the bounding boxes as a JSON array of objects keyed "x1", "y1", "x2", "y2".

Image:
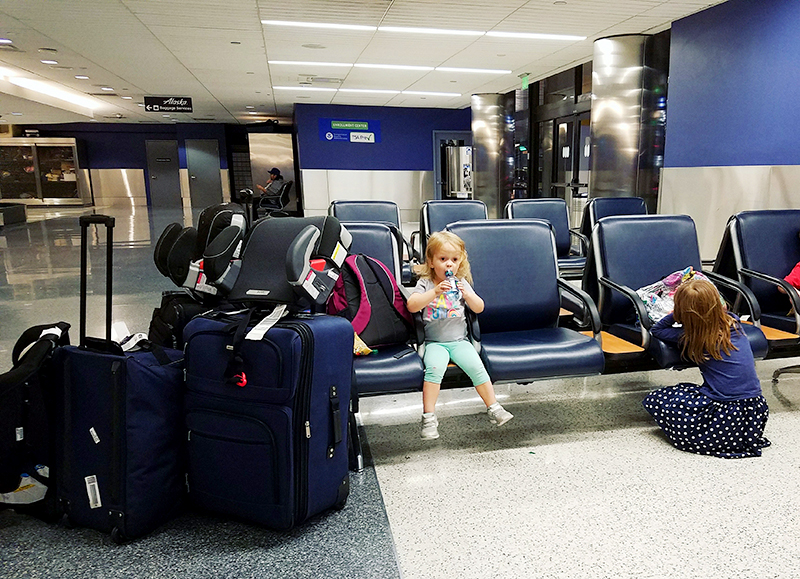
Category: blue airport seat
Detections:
[
  {"x1": 446, "y1": 219, "x2": 605, "y2": 383},
  {"x1": 505, "y1": 198, "x2": 587, "y2": 279},
  {"x1": 713, "y1": 209, "x2": 800, "y2": 362},
  {"x1": 584, "y1": 214, "x2": 768, "y2": 368}
]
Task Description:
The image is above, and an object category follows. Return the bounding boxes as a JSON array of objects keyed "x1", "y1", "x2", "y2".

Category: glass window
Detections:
[{"x1": 542, "y1": 69, "x2": 575, "y2": 105}]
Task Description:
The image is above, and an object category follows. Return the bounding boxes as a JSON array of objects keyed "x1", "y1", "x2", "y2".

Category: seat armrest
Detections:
[
  {"x1": 598, "y1": 276, "x2": 652, "y2": 348},
  {"x1": 704, "y1": 270, "x2": 763, "y2": 322},
  {"x1": 461, "y1": 307, "x2": 481, "y2": 353},
  {"x1": 557, "y1": 278, "x2": 601, "y2": 338},
  {"x1": 732, "y1": 268, "x2": 798, "y2": 331},
  {"x1": 409, "y1": 230, "x2": 421, "y2": 259},
  {"x1": 568, "y1": 230, "x2": 589, "y2": 257},
  {"x1": 412, "y1": 311, "x2": 426, "y2": 347}
]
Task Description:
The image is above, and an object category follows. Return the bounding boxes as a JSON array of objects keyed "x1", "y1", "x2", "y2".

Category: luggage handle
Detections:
[
  {"x1": 330, "y1": 385, "x2": 342, "y2": 447},
  {"x1": 79, "y1": 215, "x2": 115, "y2": 348}
]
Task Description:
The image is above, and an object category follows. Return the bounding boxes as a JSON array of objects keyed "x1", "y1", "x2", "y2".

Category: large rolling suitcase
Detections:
[
  {"x1": 183, "y1": 310, "x2": 353, "y2": 530},
  {"x1": 54, "y1": 215, "x2": 186, "y2": 542},
  {"x1": 0, "y1": 322, "x2": 70, "y2": 520}
]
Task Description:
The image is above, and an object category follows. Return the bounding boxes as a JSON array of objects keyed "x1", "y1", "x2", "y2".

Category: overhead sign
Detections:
[
  {"x1": 319, "y1": 118, "x2": 381, "y2": 144},
  {"x1": 144, "y1": 96, "x2": 193, "y2": 113}
]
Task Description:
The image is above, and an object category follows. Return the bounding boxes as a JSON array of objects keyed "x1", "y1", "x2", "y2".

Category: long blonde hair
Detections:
[
  {"x1": 413, "y1": 231, "x2": 473, "y2": 284},
  {"x1": 672, "y1": 279, "x2": 737, "y2": 365}
]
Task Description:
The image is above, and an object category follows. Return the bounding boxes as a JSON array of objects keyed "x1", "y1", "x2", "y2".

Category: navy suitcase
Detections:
[
  {"x1": 183, "y1": 310, "x2": 353, "y2": 530},
  {"x1": 55, "y1": 215, "x2": 186, "y2": 542}
]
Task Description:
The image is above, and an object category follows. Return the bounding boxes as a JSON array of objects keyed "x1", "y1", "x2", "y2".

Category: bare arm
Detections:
[{"x1": 458, "y1": 281, "x2": 484, "y2": 313}]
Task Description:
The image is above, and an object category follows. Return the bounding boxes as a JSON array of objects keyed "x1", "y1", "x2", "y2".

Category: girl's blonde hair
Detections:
[
  {"x1": 672, "y1": 278, "x2": 737, "y2": 365},
  {"x1": 413, "y1": 231, "x2": 473, "y2": 284}
]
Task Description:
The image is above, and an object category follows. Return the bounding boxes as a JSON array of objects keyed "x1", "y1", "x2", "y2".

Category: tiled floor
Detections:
[{"x1": 3, "y1": 205, "x2": 800, "y2": 578}]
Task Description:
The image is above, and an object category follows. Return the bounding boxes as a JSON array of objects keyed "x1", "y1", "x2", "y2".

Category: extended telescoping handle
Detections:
[{"x1": 79, "y1": 215, "x2": 116, "y2": 346}]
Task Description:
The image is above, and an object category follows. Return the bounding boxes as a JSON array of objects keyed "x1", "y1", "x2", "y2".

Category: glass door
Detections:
[{"x1": 549, "y1": 113, "x2": 591, "y2": 226}]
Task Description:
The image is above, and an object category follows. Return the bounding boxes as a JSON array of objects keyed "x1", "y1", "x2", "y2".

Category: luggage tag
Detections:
[{"x1": 245, "y1": 304, "x2": 288, "y2": 341}]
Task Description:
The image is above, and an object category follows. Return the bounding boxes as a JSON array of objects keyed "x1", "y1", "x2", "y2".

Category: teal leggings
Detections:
[{"x1": 423, "y1": 340, "x2": 491, "y2": 386}]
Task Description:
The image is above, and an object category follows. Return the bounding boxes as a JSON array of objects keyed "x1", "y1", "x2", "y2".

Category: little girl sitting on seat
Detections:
[
  {"x1": 407, "y1": 231, "x2": 513, "y2": 440},
  {"x1": 643, "y1": 279, "x2": 770, "y2": 458}
]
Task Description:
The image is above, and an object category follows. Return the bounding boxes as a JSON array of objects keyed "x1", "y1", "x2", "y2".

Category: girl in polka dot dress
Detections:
[{"x1": 642, "y1": 279, "x2": 770, "y2": 458}]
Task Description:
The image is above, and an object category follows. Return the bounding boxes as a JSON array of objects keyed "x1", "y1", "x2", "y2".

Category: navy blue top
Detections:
[{"x1": 651, "y1": 312, "x2": 762, "y2": 401}]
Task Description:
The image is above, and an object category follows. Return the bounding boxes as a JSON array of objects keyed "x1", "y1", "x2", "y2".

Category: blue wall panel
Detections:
[
  {"x1": 664, "y1": 0, "x2": 800, "y2": 168},
  {"x1": 295, "y1": 103, "x2": 470, "y2": 171},
  {"x1": 25, "y1": 123, "x2": 229, "y2": 169}
]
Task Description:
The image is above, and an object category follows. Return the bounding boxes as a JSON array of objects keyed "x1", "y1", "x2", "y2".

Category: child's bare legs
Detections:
[
  {"x1": 474, "y1": 381, "x2": 497, "y2": 408},
  {"x1": 422, "y1": 381, "x2": 441, "y2": 414}
]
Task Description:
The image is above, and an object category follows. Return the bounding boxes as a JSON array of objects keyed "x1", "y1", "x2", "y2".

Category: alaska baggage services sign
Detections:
[
  {"x1": 144, "y1": 96, "x2": 193, "y2": 113},
  {"x1": 319, "y1": 119, "x2": 381, "y2": 143}
]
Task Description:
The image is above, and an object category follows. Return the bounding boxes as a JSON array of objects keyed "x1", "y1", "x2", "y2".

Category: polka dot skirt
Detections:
[{"x1": 642, "y1": 383, "x2": 770, "y2": 459}]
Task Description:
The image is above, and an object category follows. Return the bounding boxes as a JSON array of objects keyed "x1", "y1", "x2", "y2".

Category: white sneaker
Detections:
[
  {"x1": 421, "y1": 413, "x2": 439, "y2": 440},
  {"x1": 487, "y1": 403, "x2": 513, "y2": 426}
]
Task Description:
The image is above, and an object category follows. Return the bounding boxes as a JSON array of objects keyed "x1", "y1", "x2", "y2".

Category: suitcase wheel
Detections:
[
  {"x1": 59, "y1": 513, "x2": 74, "y2": 529},
  {"x1": 111, "y1": 526, "x2": 126, "y2": 545}
]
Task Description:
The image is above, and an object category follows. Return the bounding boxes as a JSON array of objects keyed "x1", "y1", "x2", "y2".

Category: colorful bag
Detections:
[{"x1": 636, "y1": 266, "x2": 710, "y2": 323}]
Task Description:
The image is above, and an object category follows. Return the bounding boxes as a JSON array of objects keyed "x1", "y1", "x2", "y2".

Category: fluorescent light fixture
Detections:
[
  {"x1": 74, "y1": 75, "x2": 89, "y2": 80},
  {"x1": 101, "y1": 87, "x2": 114, "y2": 91},
  {"x1": 40, "y1": 60, "x2": 58, "y2": 65},
  {"x1": 7, "y1": 77, "x2": 101, "y2": 109},
  {"x1": 378, "y1": 26, "x2": 483, "y2": 36},
  {"x1": 402, "y1": 90, "x2": 460, "y2": 97},
  {"x1": 262, "y1": 20, "x2": 376, "y2": 31},
  {"x1": 338, "y1": 88, "x2": 400, "y2": 94},
  {"x1": 269, "y1": 60, "x2": 353, "y2": 68},
  {"x1": 0, "y1": 39, "x2": 13, "y2": 44},
  {"x1": 121, "y1": 96, "x2": 133, "y2": 99},
  {"x1": 435, "y1": 66, "x2": 511, "y2": 74},
  {"x1": 354, "y1": 63, "x2": 434, "y2": 71},
  {"x1": 486, "y1": 31, "x2": 585, "y2": 41},
  {"x1": 274, "y1": 85, "x2": 338, "y2": 92}
]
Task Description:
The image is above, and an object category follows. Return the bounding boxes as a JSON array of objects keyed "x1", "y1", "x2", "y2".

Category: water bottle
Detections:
[{"x1": 445, "y1": 270, "x2": 462, "y2": 301}]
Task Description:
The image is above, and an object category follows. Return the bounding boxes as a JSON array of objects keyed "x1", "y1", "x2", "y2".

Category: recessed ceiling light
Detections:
[
  {"x1": 339, "y1": 88, "x2": 401, "y2": 94},
  {"x1": 101, "y1": 87, "x2": 114, "y2": 91},
  {"x1": 378, "y1": 26, "x2": 483, "y2": 36},
  {"x1": 248, "y1": 111, "x2": 259, "y2": 115},
  {"x1": 11, "y1": 112, "x2": 22, "y2": 116},
  {"x1": 486, "y1": 31, "x2": 585, "y2": 41},
  {"x1": 0, "y1": 39, "x2": 13, "y2": 45},
  {"x1": 162, "y1": 114, "x2": 170, "y2": 117},
  {"x1": 75, "y1": 75, "x2": 89, "y2": 80},
  {"x1": 245, "y1": 105, "x2": 255, "y2": 109},
  {"x1": 138, "y1": 103, "x2": 145, "y2": 107},
  {"x1": 274, "y1": 86, "x2": 338, "y2": 92},
  {"x1": 121, "y1": 96, "x2": 133, "y2": 99},
  {"x1": 262, "y1": 20, "x2": 376, "y2": 32},
  {"x1": 40, "y1": 59, "x2": 58, "y2": 65},
  {"x1": 354, "y1": 63, "x2": 434, "y2": 71}
]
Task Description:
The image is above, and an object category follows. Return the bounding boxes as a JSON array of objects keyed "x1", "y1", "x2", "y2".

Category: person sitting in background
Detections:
[{"x1": 256, "y1": 167, "x2": 284, "y2": 196}]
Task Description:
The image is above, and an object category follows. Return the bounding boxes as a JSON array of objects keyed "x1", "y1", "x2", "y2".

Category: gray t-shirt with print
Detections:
[{"x1": 412, "y1": 277, "x2": 473, "y2": 343}]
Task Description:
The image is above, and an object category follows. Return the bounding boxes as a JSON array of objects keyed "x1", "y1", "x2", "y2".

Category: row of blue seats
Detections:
[
  {"x1": 330, "y1": 196, "x2": 648, "y2": 283},
  {"x1": 341, "y1": 207, "x2": 800, "y2": 409}
]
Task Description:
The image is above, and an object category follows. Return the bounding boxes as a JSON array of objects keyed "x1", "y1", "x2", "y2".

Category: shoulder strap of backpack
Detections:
[
  {"x1": 346, "y1": 254, "x2": 374, "y2": 335},
  {"x1": 362, "y1": 255, "x2": 413, "y2": 326}
]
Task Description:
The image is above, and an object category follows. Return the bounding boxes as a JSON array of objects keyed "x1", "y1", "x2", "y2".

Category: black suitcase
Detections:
[
  {"x1": 148, "y1": 290, "x2": 208, "y2": 349},
  {"x1": 183, "y1": 310, "x2": 353, "y2": 530},
  {"x1": 54, "y1": 215, "x2": 186, "y2": 542},
  {"x1": 0, "y1": 322, "x2": 70, "y2": 520}
]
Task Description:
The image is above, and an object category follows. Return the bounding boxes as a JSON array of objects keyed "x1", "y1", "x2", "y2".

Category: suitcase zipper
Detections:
[{"x1": 277, "y1": 320, "x2": 313, "y2": 524}]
